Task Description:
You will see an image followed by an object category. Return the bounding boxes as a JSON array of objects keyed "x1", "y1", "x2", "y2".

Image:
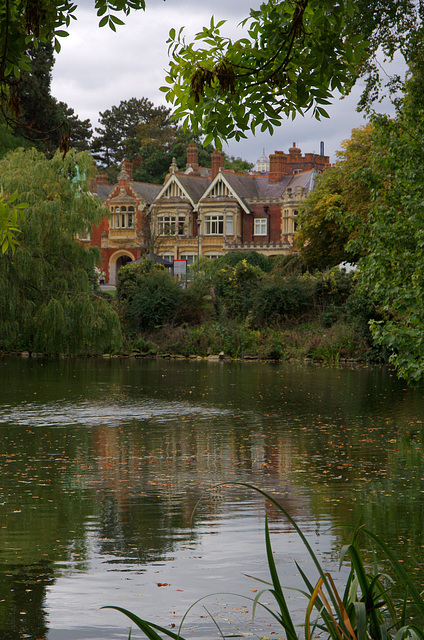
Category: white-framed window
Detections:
[
  {"x1": 180, "y1": 254, "x2": 196, "y2": 265},
  {"x1": 254, "y1": 218, "x2": 267, "y2": 236},
  {"x1": 161, "y1": 254, "x2": 174, "y2": 264},
  {"x1": 204, "y1": 253, "x2": 221, "y2": 260},
  {"x1": 110, "y1": 205, "x2": 135, "y2": 229},
  {"x1": 225, "y1": 214, "x2": 234, "y2": 235},
  {"x1": 293, "y1": 209, "x2": 299, "y2": 233},
  {"x1": 205, "y1": 214, "x2": 224, "y2": 235},
  {"x1": 157, "y1": 215, "x2": 185, "y2": 236}
]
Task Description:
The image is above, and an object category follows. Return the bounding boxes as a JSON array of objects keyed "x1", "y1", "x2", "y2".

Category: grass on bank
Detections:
[{"x1": 103, "y1": 484, "x2": 424, "y2": 640}]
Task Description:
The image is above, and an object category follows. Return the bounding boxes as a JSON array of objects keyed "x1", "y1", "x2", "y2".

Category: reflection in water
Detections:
[{"x1": 0, "y1": 358, "x2": 424, "y2": 638}]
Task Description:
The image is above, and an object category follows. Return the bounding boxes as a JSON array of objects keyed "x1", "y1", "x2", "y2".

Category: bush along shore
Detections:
[
  {"x1": 113, "y1": 252, "x2": 382, "y2": 365},
  {"x1": 1, "y1": 253, "x2": 385, "y2": 366}
]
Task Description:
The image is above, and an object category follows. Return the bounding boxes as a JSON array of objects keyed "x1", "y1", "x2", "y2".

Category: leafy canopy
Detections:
[
  {"x1": 1, "y1": 1, "x2": 422, "y2": 150},
  {"x1": 296, "y1": 124, "x2": 375, "y2": 269},
  {"x1": 162, "y1": 0, "x2": 421, "y2": 147},
  {"x1": 0, "y1": 147, "x2": 122, "y2": 355},
  {"x1": 314, "y1": 53, "x2": 424, "y2": 383}
]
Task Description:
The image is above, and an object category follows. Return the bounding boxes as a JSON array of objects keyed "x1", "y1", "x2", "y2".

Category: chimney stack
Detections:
[
  {"x1": 95, "y1": 171, "x2": 109, "y2": 185},
  {"x1": 211, "y1": 149, "x2": 225, "y2": 179},
  {"x1": 269, "y1": 151, "x2": 287, "y2": 183},
  {"x1": 186, "y1": 143, "x2": 199, "y2": 170}
]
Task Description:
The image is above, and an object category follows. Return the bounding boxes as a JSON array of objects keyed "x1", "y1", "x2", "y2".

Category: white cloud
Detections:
[{"x1": 52, "y1": 2, "x2": 402, "y2": 165}]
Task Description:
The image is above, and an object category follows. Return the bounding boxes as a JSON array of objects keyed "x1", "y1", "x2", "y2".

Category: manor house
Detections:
[{"x1": 86, "y1": 142, "x2": 329, "y2": 284}]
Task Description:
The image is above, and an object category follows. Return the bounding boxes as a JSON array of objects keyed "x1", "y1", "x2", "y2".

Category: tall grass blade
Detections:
[
  {"x1": 225, "y1": 482, "x2": 346, "y2": 626},
  {"x1": 102, "y1": 606, "x2": 187, "y2": 640},
  {"x1": 362, "y1": 528, "x2": 424, "y2": 619},
  {"x1": 394, "y1": 626, "x2": 424, "y2": 640},
  {"x1": 354, "y1": 601, "x2": 366, "y2": 640},
  {"x1": 264, "y1": 517, "x2": 298, "y2": 640},
  {"x1": 344, "y1": 543, "x2": 382, "y2": 640},
  {"x1": 297, "y1": 563, "x2": 343, "y2": 640}
]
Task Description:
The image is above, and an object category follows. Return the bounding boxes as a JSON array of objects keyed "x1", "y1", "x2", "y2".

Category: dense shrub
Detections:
[
  {"x1": 270, "y1": 253, "x2": 309, "y2": 276},
  {"x1": 213, "y1": 259, "x2": 265, "y2": 318},
  {"x1": 117, "y1": 264, "x2": 182, "y2": 333},
  {"x1": 251, "y1": 275, "x2": 316, "y2": 325},
  {"x1": 117, "y1": 258, "x2": 165, "y2": 302},
  {"x1": 211, "y1": 250, "x2": 272, "y2": 273},
  {"x1": 314, "y1": 267, "x2": 354, "y2": 306},
  {"x1": 176, "y1": 278, "x2": 215, "y2": 325}
]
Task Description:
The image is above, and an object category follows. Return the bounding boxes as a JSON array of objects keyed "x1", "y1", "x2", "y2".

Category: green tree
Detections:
[
  {"x1": 7, "y1": 41, "x2": 68, "y2": 153},
  {"x1": 4, "y1": 41, "x2": 92, "y2": 154},
  {"x1": 224, "y1": 156, "x2": 253, "y2": 173},
  {"x1": 213, "y1": 259, "x2": 265, "y2": 318},
  {"x1": 0, "y1": 148, "x2": 122, "y2": 354},
  {"x1": 1, "y1": 1, "x2": 421, "y2": 150},
  {"x1": 91, "y1": 98, "x2": 171, "y2": 170},
  {"x1": 296, "y1": 125, "x2": 375, "y2": 269},
  {"x1": 136, "y1": 121, "x2": 213, "y2": 184},
  {"x1": 349, "y1": 65, "x2": 424, "y2": 382},
  {"x1": 57, "y1": 101, "x2": 93, "y2": 151},
  {"x1": 164, "y1": 0, "x2": 420, "y2": 146},
  {"x1": 295, "y1": 168, "x2": 348, "y2": 269}
]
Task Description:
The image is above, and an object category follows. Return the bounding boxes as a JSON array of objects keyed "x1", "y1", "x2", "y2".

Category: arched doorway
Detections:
[{"x1": 109, "y1": 251, "x2": 134, "y2": 285}]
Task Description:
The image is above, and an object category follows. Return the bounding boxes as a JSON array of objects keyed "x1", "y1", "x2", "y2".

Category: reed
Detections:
[{"x1": 103, "y1": 484, "x2": 424, "y2": 640}]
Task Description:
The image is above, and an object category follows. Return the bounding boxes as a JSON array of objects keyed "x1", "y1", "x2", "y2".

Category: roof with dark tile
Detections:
[
  {"x1": 130, "y1": 181, "x2": 162, "y2": 203},
  {"x1": 95, "y1": 184, "x2": 113, "y2": 201},
  {"x1": 174, "y1": 176, "x2": 211, "y2": 204}
]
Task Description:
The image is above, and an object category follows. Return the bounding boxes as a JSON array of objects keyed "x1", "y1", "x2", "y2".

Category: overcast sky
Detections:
[{"x1": 51, "y1": 1, "x2": 398, "y2": 165}]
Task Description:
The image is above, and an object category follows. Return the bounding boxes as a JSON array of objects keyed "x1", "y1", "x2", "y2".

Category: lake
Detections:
[{"x1": 1, "y1": 356, "x2": 424, "y2": 640}]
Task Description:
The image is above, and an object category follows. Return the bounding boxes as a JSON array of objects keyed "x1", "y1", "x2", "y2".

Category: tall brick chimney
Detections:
[
  {"x1": 269, "y1": 151, "x2": 287, "y2": 183},
  {"x1": 211, "y1": 149, "x2": 225, "y2": 179},
  {"x1": 95, "y1": 171, "x2": 109, "y2": 185},
  {"x1": 186, "y1": 143, "x2": 199, "y2": 170}
]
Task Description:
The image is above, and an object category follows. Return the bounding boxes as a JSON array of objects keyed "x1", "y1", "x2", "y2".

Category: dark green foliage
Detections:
[
  {"x1": 117, "y1": 261, "x2": 182, "y2": 333},
  {"x1": 57, "y1": 102, "x2": 93, "y2": 151},
  {"x1": 12, "y1": 42, "x2": 66, "y2": 153},
  {"x1": 251, "y1": 276, "x2": 316, "y2": 326},
  {"x1": 270, "y1": 254, "x2": 309, "y2": 276},
  {"x1": 0, "y1": 120, "x2": 30, "y2": 158},
  {"x1": 136, "y1": 126, "x2": 213, "y2": 185},
  {"x1": 4, "y1": 42, "x2": 92, "y2": 154},
  {"x1": 91, "y1": 97, "x2": 172, "y2": 169},
  {"x1": 176, "y1": 279, "x2": 214, "y2": 326},
  {"x1": 313, "y1": 268, "x2": 354, "y2": 307}
]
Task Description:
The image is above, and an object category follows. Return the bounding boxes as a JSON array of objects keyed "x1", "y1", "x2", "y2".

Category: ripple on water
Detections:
[{"x1": 0, "y1": 398, "x2": 234, "y2": 428}]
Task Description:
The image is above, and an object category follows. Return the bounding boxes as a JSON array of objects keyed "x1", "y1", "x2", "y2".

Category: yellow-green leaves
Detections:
[{"x1": 0, "y1": 190, "x2": 28, "y2": 254}]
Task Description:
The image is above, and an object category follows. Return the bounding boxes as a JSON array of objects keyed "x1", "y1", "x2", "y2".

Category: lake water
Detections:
[{"x1": 1, "y1": 356, "x2": 424, "y2": 640}]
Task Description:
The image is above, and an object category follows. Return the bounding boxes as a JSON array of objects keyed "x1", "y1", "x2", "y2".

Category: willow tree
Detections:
[{"x1": 0, "y1": 148, "x2": 122, "y2": 355}]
